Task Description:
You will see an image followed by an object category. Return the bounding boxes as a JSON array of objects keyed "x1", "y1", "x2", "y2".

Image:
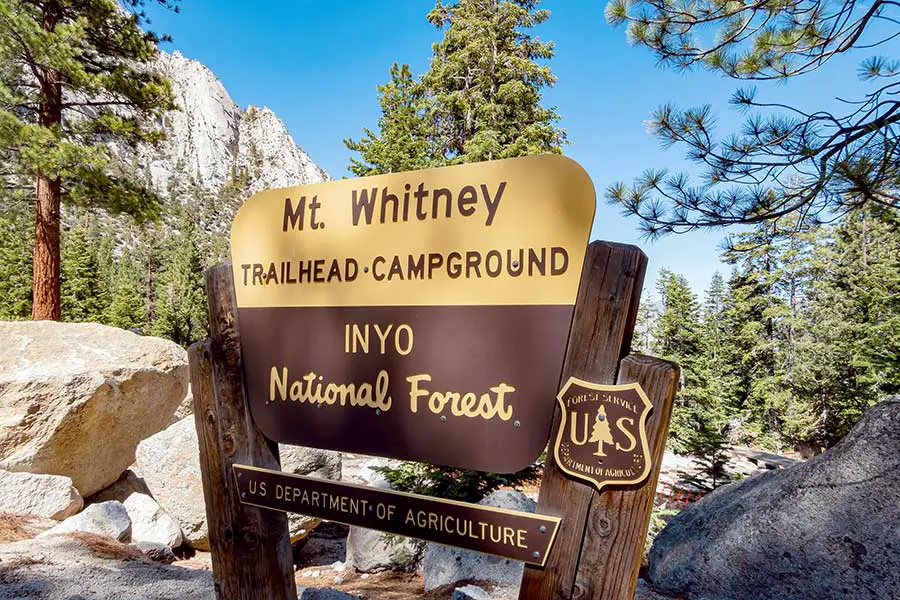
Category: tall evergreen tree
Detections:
[
  {"x1": 720, "y1": 216, "x2": 817, "y2": 447},
  {"x1": 345, "y1": 64, "x2": 433, "y2": 177},
  {"x1": 346, "y1": 0, "x2": 564, "y2": 174},
  {"x1": 60, "y1": 217, "x2": 110, "y2": 322},
  {"x1": 0, "y1": 0, "x2": 177, "y2": 320},
  {"x1": 424, "y1": 0, "x2": 565, "y2": 163},
  {"x1": 651, "y1": 270, "x2": 705, "y2": 444},
  {"x1": 105, "y1": 247, "x2": 147, "y2": 330},
  {"x1": 150, "y1": 211, "x2": 207, "y2": 346},
  {"x1": 0, "y1": 198, "x2": 33, "y2": 319},
  {"x1": 653, "y1": 270, "x2": 731, "y2": 488},
  {"x1": 631, "y1": 300, "x2": 656, "y2": 354},
  {"x1": 795, "y1": 207, "x2": 900, "y2": 446}
]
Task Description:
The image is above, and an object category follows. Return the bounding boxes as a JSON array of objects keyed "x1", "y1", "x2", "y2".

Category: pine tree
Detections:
[
  {"x1": 0, "y1": 0, "x2": 178, "y2": 320},
  {"x1": 605, "y1": 0, "x2": 900, "y2": 232},
  {"x1": 0, "y1": 198, "x2": 33, "y2": 319},
  {"x1": 651, "y1": 270, "x2": 705, "y2": 445},
  {"x1": 345, "y1": 64, "x2": 434, "y2": 176},
  {"x1": 60, "y1": 218, "x2": 110, "y2": 323},
  {"x1": 795, "y1": 207, "x2": 900, "y2": 446},
  {"x1": 631, "y1": 300, "x2": 656, "y2": 354},
  {"x1": 346, "y1": 0, "x2": 565, "y2": 174},
  {"x1": 424, "y1": 0, "x2": 565, "y2": 163},
  {"x1": 105, "y1": 247, "x2": 147, "y2": 331},
  {"x1": 652, "y1": 269, "x2": 731, "y2": 488},
  {"x1": 150, "y1": 212, "x2": 207, "y2": 346},
  {"x1": 720, "y1": 216, "x2": 817, "y2": 447}
]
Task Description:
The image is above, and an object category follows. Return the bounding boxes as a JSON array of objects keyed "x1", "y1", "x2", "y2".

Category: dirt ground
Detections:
[{"x1": 173, "y1": 522, "x2": 503, "y2": 600}]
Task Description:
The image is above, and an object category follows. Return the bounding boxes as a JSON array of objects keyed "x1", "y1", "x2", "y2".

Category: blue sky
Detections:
[{"x1": 143, "y1": 1, "x2": 863, "y2": 298}]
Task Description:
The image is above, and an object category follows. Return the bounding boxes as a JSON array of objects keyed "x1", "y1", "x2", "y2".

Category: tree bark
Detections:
[
  {"x1": 32, "y1": 175, "x2": 61, "y2": 320},
  {"x1": 32, "y1": 0, "x2": 62, "y2": 321}
]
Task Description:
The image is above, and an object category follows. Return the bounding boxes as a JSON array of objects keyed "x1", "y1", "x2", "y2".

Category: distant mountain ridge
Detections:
[{"x1": 124, "y1": 51, "x2": 329, "y2": 199}]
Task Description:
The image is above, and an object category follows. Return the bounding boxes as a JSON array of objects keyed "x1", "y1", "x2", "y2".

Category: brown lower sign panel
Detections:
[
  {"x1": 232, "y1": 464, "x2": 560, "y2": 566},
  {"x1": 239, "y1": 304, "x2": 573, "y2": 473}
]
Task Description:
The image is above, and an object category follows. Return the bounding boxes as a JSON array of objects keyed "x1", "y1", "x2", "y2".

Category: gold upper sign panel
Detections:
[{"x1": 230, "y1": 155, "x2": 596, "y2": 308}]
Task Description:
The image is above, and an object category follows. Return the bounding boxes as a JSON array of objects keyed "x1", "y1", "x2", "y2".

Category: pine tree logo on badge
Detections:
[{"x1": 553, "y1": 378, "x2": 653, "y2": 492}]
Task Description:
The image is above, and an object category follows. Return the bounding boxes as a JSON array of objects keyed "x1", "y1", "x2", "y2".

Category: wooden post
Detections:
[
  {"x1": 570, "y1": 355, "x2": 679, "y2": 600},
  {"x1": 519, "y1": 241, "x2": 648, "y2": 600},
  {"x1": 189, "y1": 263, "x2": 297, "y2": 600}
]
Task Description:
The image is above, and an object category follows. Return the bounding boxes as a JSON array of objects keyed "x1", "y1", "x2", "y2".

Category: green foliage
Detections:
[
  {"x1": 0, "y1": 186, "x2": 224, "y2": 348},
  {"x1": 0, "y1": 0, "x2": 176, "y2": 190},
  {"x1": 793, "y1": 207, "x2": 900, "y2": 446},
  {"x1": 0, "y1": 199, "x2": 32, "y2": 319},
  {"x1": 644, "y1": 206, "x2": 900, "y2": 465},
  {"x1": 373, "y1": 460, "x2": 539, "y2": 504},
  {"x1": 424, "y1": 0, "x2": 564, "y2": 163},
  {"x1": 61, "y1": 217, "x2": 110, "y2": 322},
  {"x1": 346, "y1": 0, "x2": 565, "y2": 174},
  {"x1": 105, "y1": 247, "x2": 147, "y2": 331},
  {"x1": 0, "y1": 0, "x2": 178, "y2": 318},
  {"x1": 605, "y1": 0, "x2": 900, "y2": 233},
  {"x1": 650, "y1": 269, "x2": 732, "y2": 488},
  {"x1": 345, "y1": 64, "x2": 433, "y2": 177},
  {"x1": 149, "y1": 211, "x2": 208, "y2": 346}
]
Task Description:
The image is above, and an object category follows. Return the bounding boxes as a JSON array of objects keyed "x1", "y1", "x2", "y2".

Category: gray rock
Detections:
[
  {"x1": 136, "y1": 417, "x2": 207, "y2": 549},
  {"x1": 42, "y1": 501, "x2": 132, "y2": 542},
  {"x1": 131, "y1": 51, "x2": 328, "y2": 203},
  {"x1": 0, "y1": 321, "x2": 190, "y2": 496},
  {"x1": 451, "y1": 583, "x2": 519, "y2": 600},
  {"x1": 281, "y1": 445, "x2": 342, "y2": 481},
  {"x1": 172, "y1": 388, "x2": 194, "y2": 423},
  {"x1": 346, "y1": 526, "x2": 419, "y2": 573},
  {"x1": 279, "y1": 445, "x2": 342, "y2": 542},
  {"x1": 137, "y1": 416, "x2": 342, "y2": 549},
  {"x1": 340, "y1": 454, "x2": 397, "y2": 486},
  {"x1": 133, "y1": 541, "x2": 177, "y2": 564},
  {"x1": 0, "y1": 469, "x2": 82, "y2": 520},
  {"x1": 634, "y1": 579, "x2": 676, "y2": 600},
  {"x1": 123, "y1": 492, "x2": 184, "y2": 548},
  {"x1": 423, "y1": 490, "x2": 536, "y2": 592},
  {"x1": 89, "y1": 470, "x2": 183, "y2": 548},
  {"x1": 345, "y1": 472, "x2": 417, "y2": 573},
  {"x1": 89, "y1": 469, "x2": 152, "y2": 504},
  {"x1": 0, "y1": 534, "x2": 213, "y2": 599},
  {"x1": 297, "y1": 588, "x2": 360, "y2": 600},
  {"x1": 649, "y1": 398, "x2": 900, "y2": 600},
  {"x1": 452, "y1": 584, "x2": 492, "y2": 600}
]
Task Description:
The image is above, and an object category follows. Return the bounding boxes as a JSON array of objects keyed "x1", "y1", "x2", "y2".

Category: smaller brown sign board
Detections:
[
  {"x1": 553, "y1": 379, "x2": 653, "y2": 492},
  {"x1": 233, "y1": 464, "x2": 560, "y2": 566}
]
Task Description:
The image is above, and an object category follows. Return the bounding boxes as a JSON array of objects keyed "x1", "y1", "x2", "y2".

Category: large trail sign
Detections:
[{"x1": 230, "y1": 155, "x2": 595, "y2": 473}]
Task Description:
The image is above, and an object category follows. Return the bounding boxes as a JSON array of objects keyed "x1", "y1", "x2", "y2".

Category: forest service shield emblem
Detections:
[{"x1": 553, "y1": 378, "x2": 653, "y2": 492}]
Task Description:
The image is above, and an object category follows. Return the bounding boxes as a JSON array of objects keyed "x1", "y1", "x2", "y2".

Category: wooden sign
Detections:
[
  {"x1": 553, "y1": 379, "x2": 653, "y2": 492},
  {"x1": 233, "y1": 464, "x2": 560, "y2": 566},
  {"x1": 189, "y1": 244, "x2": 680, "y2": 600},
  {"x1": 229, "y1": 155, "x2": 595, "y2": 473}
]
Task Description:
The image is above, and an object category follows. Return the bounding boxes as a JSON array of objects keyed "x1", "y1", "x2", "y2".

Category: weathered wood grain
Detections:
[
  {"x1": 519, "y1": 241, "x2": 648, "y2": 600},
  {"x1": 189, "y1": 262, "x2": 296, "y2": 599},
  {"x1": 572, "y1": 354, "x2": 679, "y2": 600}
]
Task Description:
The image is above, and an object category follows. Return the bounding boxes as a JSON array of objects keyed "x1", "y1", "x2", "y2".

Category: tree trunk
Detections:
[
  {"x1": 32, "y1": 175, "x2": 61, "y2": 320},
  {"x1": 32, "y1": 0, "x2": 62, "y2": 321}
]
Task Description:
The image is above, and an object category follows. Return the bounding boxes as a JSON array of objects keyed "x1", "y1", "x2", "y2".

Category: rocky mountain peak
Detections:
[{"x1": 137, "y1": 50, "x2": 328, "y2": 199}]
